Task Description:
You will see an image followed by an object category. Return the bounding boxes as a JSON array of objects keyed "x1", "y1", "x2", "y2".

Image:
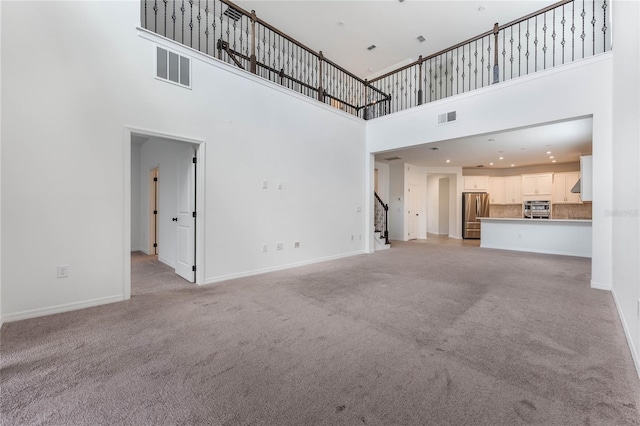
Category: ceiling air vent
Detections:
[
  {"x1": 223, "y1": 7, "x2": 243, "y2": 21},
  {"x1": 367, "y1": 44, "x2": 377, "y2": 51},
  {"x1": 384, "y1": 156, "x2": 402, "y2": 161},
  {"x1": 438, "y1": 111, "x2": 457, "y2": 124},
  {"x1": 417, "y1": 35, "x2": 426, "y2": 42}
]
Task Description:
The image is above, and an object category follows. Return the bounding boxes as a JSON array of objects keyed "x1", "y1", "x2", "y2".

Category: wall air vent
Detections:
[
  {"x1": 438, "y1": 111, "x2": 457, "y2": 124},
  {"x1": 223, "y1": 7, "x2": 243, "y2": 21},
  {"x1": 156, "y1": 46, "x2": 191, "y2": 88},
  {"x1": 384, "y1": 156, "x2": 402, "y2": 161}
]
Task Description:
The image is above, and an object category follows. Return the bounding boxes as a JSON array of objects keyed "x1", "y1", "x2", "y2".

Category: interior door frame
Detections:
[{"x1": 123, "y1": 126, "x2": 206, "y2": 300}]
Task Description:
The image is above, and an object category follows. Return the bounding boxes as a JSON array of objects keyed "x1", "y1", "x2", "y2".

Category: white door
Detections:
[
  {"x1": 175, "y1": 146, "x2": 196, "y2": 282},
  {"x1": 408, "y1": 184, "x2": 419, "y2": 240}
]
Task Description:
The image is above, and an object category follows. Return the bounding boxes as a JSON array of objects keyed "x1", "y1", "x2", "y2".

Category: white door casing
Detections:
[{"x1": 175, "y1": 146, "x2": 195, "y2": 282}]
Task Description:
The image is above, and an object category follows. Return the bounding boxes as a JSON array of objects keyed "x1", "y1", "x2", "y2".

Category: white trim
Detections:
[
  {"x1": 591, "y1": 280, "x2": 613, "y2": 291},
  {"x1": 137, "y1": 27, "x2": 364, "y2": 125},
  {"x1": 480, "y1": 245, "x2": 591, "y2": 258},
  {"x1": 204, "y1": 250, "x2": 366, "y2": 285},
  {"x1": 611, "y1": 287, "x2": 640, "y2": 379},
  {"x1": 123, "y1": 126, "x2": 206, "y2": 294},
  {"x1": 2, "y1": 295, "x2": 124, "y2": 324},
  {"x1": 158, "y1": 256, "x2": 176, "y2": 269}
]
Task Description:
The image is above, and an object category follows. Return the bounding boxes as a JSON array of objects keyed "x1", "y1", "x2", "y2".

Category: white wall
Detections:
[
  {"x1": 439, "y1": 178, "x2": 450, "y2": 235},
  {"x1": 426, "y1": 175, "x2": 440, "y2": 234},
  {"x1": 388, "y1": 162, "x2": 405, "y2": 241},
  {"x1": 611, "y1": 0, "x2": 640, "y2": 376},
  {"x1": 374, "y1": 162, "x2": 390, "y2": 204},
  {"x1": 1, "y1": 1, "x2": 366, "y2": 321},
  {"x1": 131, "y1": 142, "x2": 142, "y2": 251},
  {"x1": 366, "y1": 53, "x2": 613, "y2": 289}
]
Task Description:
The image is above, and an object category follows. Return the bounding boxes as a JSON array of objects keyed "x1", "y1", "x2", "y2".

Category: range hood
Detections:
[{"x1": 570, "y1": 179, "x2": 581, "y2": 193}]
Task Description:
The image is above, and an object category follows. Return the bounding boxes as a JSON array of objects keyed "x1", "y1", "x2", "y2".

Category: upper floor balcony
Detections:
[{"x1": 141, "y1": 0, "x2": 611, "y2": 120}]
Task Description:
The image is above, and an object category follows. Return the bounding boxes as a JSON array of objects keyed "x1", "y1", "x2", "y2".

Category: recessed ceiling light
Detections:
[
  {"x1": 552, "y1": 160, "x2": 557, "y2": 163},
  {"x1": 488, "y1": 138, "x2": 495, "y2": 142},
  {"x1": 367, "y1": 44, "x2": 376, "y2": 51},
  {"x1": 337, "y1": 21, "x2": 345, "y2": 27},
  {"x1": 510, "y1": 164, "x2": 515, "y2": 167},
  {"x1": 446, "y1": 159, "x2": 451, "y2": 163},
  {"x1": 499, "y1": 156, "x2": 504, "y2": 160},
  {"x1": 549, "y1": 156, "x2": 555, "y2": 159},
  {"x1": 368, "y1": 67, "x2": 374, "y2": 72},
  {"x1": 417, "y1": 35, "x2": 426, "y2": 43},
  {"x1": 489, "y1": 162, "x2": 494, "y2": 166},
  {"x1": 478, "y1": 5, "x2": 487, "y2": 12},
  {"x1": 546, "y1": 151, "x2": 552, "y2": 154}
]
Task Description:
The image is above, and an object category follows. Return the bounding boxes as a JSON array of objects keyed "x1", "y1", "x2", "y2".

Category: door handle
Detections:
[{"x1": 172, "y1": 217, "x2": 178, "y2": 222}]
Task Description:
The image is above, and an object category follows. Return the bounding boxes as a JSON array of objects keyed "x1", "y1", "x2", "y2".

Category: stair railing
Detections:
[{"x1": 374, "y1": 192, "x2": 389, "y2": 245}]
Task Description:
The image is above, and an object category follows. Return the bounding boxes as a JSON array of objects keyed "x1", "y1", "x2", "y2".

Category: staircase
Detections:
[{"x1": 374, "y1": 192, "x2": 390, "y2": 251}]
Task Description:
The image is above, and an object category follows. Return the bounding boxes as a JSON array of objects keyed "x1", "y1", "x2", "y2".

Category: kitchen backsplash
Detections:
[
  {"x1": 490, "y1": 204, "x2": 523, "y2": 218},
  {"x1": 489, "y1": 203, "x2": 592, "y2": 219},
  {"x1": 552, "y1": 203, "x2": 592, "y2": 219}
]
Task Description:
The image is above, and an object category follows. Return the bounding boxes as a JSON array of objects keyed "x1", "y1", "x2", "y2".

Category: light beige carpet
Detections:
[{"x1": 1, "y1": 242, "x2": 639, "y2": 425}]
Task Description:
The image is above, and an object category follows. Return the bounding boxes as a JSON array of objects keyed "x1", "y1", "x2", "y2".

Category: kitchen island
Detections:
[{"x1": 478, "y1": 217, "x2": 592, "y2": 258}]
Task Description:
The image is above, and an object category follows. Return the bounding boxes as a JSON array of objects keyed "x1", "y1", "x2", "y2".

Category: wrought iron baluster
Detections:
[
  {"x1": 480, "y1": 38, "x2": 484, "y2": 86},
  {"x1": 591, "y1": 0, "x2": 596, "y2": 55},
  {"x1": 181, "y1": 0, "x2": 185, "y2": 46},
  {"x1": 501, "y1": 30, "x2": 506, "y2": 82},
  {"x1": 153, "y1": 0, "x2": 158, "y2": 32},
  {"x1": 602, "y1": 0, "x2": 608, "y2": 52},
  {"x1": 518, "y1": 23, "x2": 522, "y2": 77},
  {"x1": 172, "y1": 0, "x2": 176, "y2": 41},
  {"x1": 474, "y1": 40, "x2": 478, "y2": 89},
  {"x1": 581, "y1": 0, "x2": 586, "y2": 58},
  {"x1": 542, "y1": 14, "x2": 547, "y2": 70},
  {"x1": 551, "y1": 10, "x2": 556, "y2": 67},
  {"x1": 163, "y1": 0, "x2": 167, "y2": 37},
  {"x1": 485, "y1": 35, "x2": 491, "y2": 86},
  {"x1": 144, "y1": 0, "x2": 148, "y2": 28},
  {"x1": 450, "y1": 54, "x2": 454, "y2": 95},
  {"x1": 510, "y1": 27, "x2": 514, "y2": 79},
  {"x1": 525, "y1": 20, "x2": 530, "y2": 75},
  {"x1": 204, "y1": 1, "x2": 209, "y2": 54},
  {"x1": 571, "y1": 1, "x2": 575, "y2": 61},
  {"x1": 197, "y1": 0, "x2": 201, "y2": 51},
  {"x1": 534, "y1": 16, "x2": 538, "y2": 72},
  {"x1": 189, "y1": 0, "x2": 193, "y2": 48},
  {"x1": 456, "y1": 47, "x2": 460, "y2": 94},
  {"x1": 429, "y1": 59, "x2": 433, "y2": 100}
]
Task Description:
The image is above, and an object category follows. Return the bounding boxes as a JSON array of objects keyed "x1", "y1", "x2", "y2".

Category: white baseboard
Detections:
[
  {"x1": 591, "y1": 280, "x2": 613, "y2": 290},
  {"x1": 611, "y1": 287, "x2": 640, "y2": 379},
  {"x1": 204, "y1": 250, "x2": 365, "y2": 285},
  {"x1": 1, "y1": 295, "x2": 124, "y2": 324},
  {"x1": 158, "y1": 256, "x2": 175, "y2": 269}
]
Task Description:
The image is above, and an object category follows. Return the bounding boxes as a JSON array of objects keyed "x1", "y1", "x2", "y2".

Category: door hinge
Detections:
[
  {"x1": 192, "y1": 265, "x2": 196, "y2": 272},
  {"x1": 153, "y1": 210, "x2": 157, "y2": 215},
  {"x1": 193, "y1": 157, "x2": 197, "y2": 164},
  {"x1": 192, "y1": 211, "x2": 197, "y2": 218},
  {"x1": 154, "y1": 177, "x2": 158, "y2": 182},
  {"x1": 153, "y1": 243, "x2": 157, "y2": 248}
]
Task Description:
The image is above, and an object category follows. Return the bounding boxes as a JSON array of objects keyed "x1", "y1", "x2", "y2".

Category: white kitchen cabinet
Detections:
[
  {"x1": 522, "y1": 173, "x2": 553, "y2": 197},
  {"x1": 488, "y1": 177, "x2": 506, "y2": 204},
  {"x1": 553, "y1": 172, "x2": 582, "y2": 204},
  {"x1": 463, "y1": 176, "x2": 489, "y2": 192},
  {"x1": 505, "y1": 176, "x2": 522, "y2": 204}
]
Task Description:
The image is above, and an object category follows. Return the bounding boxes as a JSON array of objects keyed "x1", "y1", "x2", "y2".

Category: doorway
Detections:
[{"x1": 124, "y1": 128, "x2": 205, "y2": 300}]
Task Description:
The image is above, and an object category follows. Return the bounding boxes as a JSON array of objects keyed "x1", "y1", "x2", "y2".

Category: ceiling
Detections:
[
  {"x1": 233, "y1": 0, "x2": 559, "y2": 79},
  {"x1": 375, "y1": 117, "x2": 593, "y2": 169}
]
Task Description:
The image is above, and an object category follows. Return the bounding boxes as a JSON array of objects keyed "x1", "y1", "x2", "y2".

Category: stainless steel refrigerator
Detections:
[{"x1": 462, "y1": 192, "x2": 490, "y2": 239}]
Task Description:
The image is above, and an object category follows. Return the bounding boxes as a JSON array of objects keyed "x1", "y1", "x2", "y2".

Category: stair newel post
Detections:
[
  {"x1": 384, "y1": 203, "x2": 389, "y2": 245},
  {"x1": 250, "y1": 10, "x2": 257, "y2": 74},
  {"x1": 363, "y1": 79, "x2": 369, "y2": 120},
  {"x1": 417, "y1": 55, "x2": 424, "y2": 105},
  {"x1": 318, "y1": 51, "x2": 324, "y2": 102},
  {"x1": 492, "y1": 22, "x2": 500, "y2": 83}
]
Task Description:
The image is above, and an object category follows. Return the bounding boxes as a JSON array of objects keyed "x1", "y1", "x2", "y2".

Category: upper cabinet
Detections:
[
  {"x1": 463, "y1": 176, "x2": 489, "y2": 192},
  {"x1": 522, "y1": 173, "x2": 553, "y2": 198},
  {"x1": 505, "y1": 176, "x2": 523, "y2": 204},
  {"x1": 553, "y1": 172, "x2": 582, "y2": 204},
  {"x1": 488, "y1": 177, "x2": 506, "y2": 204}
]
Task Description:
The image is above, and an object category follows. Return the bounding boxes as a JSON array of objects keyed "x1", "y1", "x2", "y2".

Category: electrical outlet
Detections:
[
  {"x1": 294, "y1": 241, "x2": 300, "y2": 248},
  {"x1": 57, "y1": 265, "x2": 69, "y2": 279},
  {"x1": 356, "y1": 206, "x2": 361, "y2": 212},
  {"x1": 277, "y1": 242, "x2": 283, "y2": 251},
  {"x1": 262, "y1": 180, "x2": 268, "y2": 189},
  {"x1": 262, "y1": 244, "x2": 268, "y2": 253}
]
